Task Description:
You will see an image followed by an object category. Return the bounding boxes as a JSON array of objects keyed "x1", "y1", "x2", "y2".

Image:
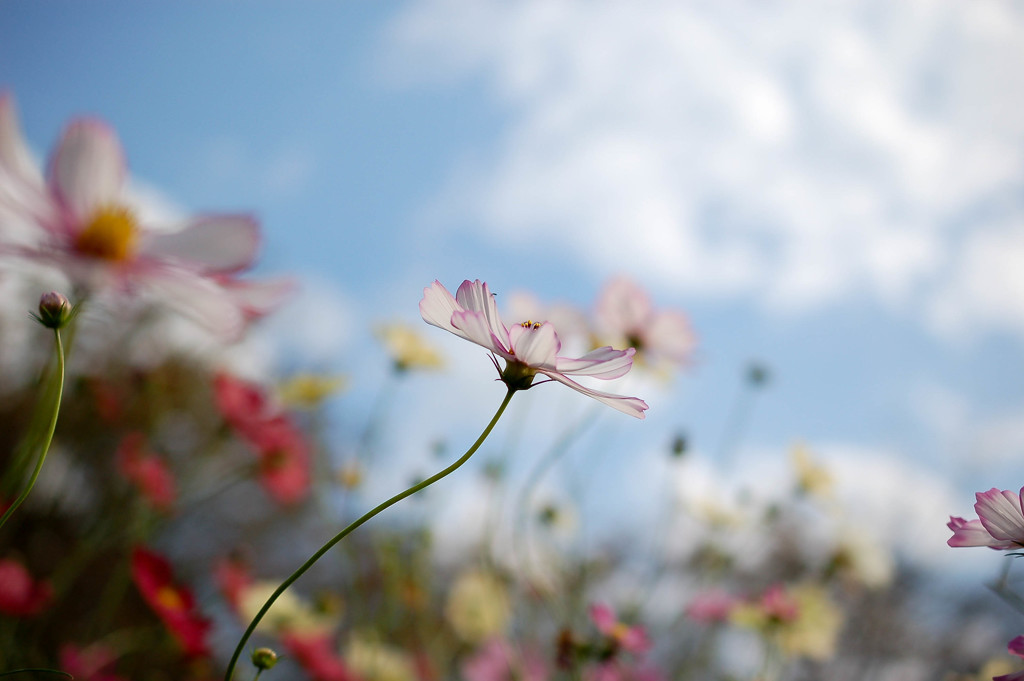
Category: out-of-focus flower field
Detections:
[{"x1": 1, "y1": 94, "x2": 1023, "y2": 681}]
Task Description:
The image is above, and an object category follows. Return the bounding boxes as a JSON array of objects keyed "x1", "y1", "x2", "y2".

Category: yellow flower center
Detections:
[
  {"x1": 155, "y1": 585, "x2": 185, "y2": 612},
  {"x1": 519, "y1": 320, "x2": 543, "y2": 329},
  {"x1": 74, "y1": 205, "x2": 138, "y2": 261}
]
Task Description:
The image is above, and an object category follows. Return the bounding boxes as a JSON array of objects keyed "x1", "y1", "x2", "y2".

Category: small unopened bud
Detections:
[
  {"x1": 251, "y1": 647, "x2": 279, "y2": 671},
  {"x1": 670, "y1": 432, "x2": 688, "y2": 458},
  {"x1": 34, "y1": 291, "x2": 72, "y2": 330}
]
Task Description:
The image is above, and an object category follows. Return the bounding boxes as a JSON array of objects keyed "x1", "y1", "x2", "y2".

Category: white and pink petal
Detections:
[
  {"x1": 49, "y1": 119, "x2": 126, "y2": 223},
  {"x1": 139, "y1": 214, "x2": 260, "y2": 274},
  {"x1": 455, "y1": 279, "x2": 509, "y2": 350},
  {"x1": 508, "y1": 322, "x2": 559, "y2": 370},
  {"x1": 539, "y1": 371, "x2": 649, "y2": 419},
  {"x1": 556, "y1": 346, "x2": 635, "y2": 379},
  {"x1": 975, "y1": 488, "x2": 1024, "y2": 544}
]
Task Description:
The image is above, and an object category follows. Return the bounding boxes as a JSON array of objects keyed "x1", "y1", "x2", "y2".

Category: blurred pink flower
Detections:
[
  {"x1": 213, "y1": 372, "x2": 311, "y2": 505},
  {"x1": 948, "y1": 488, "x2": 1024, "y2": 550},
  {"x1": 595, "y1": 277, "x2": 695, "y2": 367},
  {"x1": 215, "y1": 556, "x2": 253, "y2": 612},
  {"x1": 0, "y1": 93, "x2": 290, "y2": 337},
  {"x1": 282, "y1": 632, "x2": 359, "y2": 681},
  {"x1": 116, "y1": 432, "x2": 177, "y2": 512},
  {"x1": 684, "y1": 590, "x2": 738, "y2": 624},
  {"x1": 420, "y1": 279, "x2": 648, "y2": 418},
  {"x1": 589, "y1": 603, "x2": 652, "y2": 654},
  {"x1": 0, "y1": 557, "x2": 52, "y2": 616},
  {"x1": 130, "y1": 547, "x2": 211, "y2": 658},
  {"x1": 462, "y1": 639, "x2": 549, "y2": 681},
  {"x1": 757, "y1": 584, "x2": 800, "y2": 623},
  {"x1": 59, "y1": 643, "x2": 130, "y2": 681},
  {"x1": 252, "y1": 415, "x2": 312, "y2": 506}
]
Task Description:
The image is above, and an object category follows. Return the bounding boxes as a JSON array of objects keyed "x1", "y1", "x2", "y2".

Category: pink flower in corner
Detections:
[
  {"x1": 420, "y1": 279, "x2": 648, "y2": 418},
  {"x1": 995, "y1": 635, "x2": 1024, "y2": 681},
  {"x1": 948, "y1": 487, "x2": 1024, "y2": 550}
]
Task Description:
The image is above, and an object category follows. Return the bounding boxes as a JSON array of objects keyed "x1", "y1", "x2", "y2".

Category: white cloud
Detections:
[{"x1": 387, "y1": 0, "x2": 1024, "y2": 336}]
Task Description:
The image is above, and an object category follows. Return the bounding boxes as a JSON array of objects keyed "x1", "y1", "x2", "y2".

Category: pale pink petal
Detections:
[
  {"x1": 49, "y1": 119, "x2": 125, "y2": 222},
  {"x1": 947, "y1": 516, "x2": 1013, "y2": 549},
  {"x1": 539, "y1": 371, "x2": 648, "y2": 419},
  {"x1": 218, "y1": 276, "x2": 296, "y2": 319},
  {"x1": 452, "y1": 309, "x2": 511, "y2": 357},
  {"x1": 646, "y1": 311, "x2": 696, "y2": 363},
  {"x1": 455, "y1": 279, "x2": 510, "y2": 350},
  {"x1": 141, "y1": 267, "x2": 246, "y2": 340},
  {"x1": 420, "y1": 280, "x2": 465, "y2": 335},
  {"x1": 975, "y1": 489, "x2": 1024, "y2": 544},
  {"x1": 596, "y1": 276, "x2": 652, "y2": 335},
  {"x1": 0, "y1": 93, "x2": 44, "y2": 189},
  {"x1": 140, "y1": 215, "x2": 260, "y2": 274},
  {"x1": 508, "y1": 322, "x2": 559, "y2": 370},
  {"x1": 589, "y1": 603, "x2": 617, "y2": 634},
  {"x1": 556, "y1": 346, "x2": 635, "y2": 379}
]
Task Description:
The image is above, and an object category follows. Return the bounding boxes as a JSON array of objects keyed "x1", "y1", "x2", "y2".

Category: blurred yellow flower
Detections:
[
  {"x1": 732, "y1": 583, "x2": 842, "y2": 662},
  {"x1": 345, "y1": 633, "x2": 417, "y2": 681},
  {"x1": 776, "y1": 584, "x2": 843, "y2": 660},
  {"x1": 829, "y1": 527, "x2": 895, "y2": 590},
  {"x1": 238, "y1": 581, "x2": 337, "y2": 637},
  {"x1": 791, "y1": 443, "x2": 833, "y2": 499},
  {"x1": 444, "y1": 569, "x2": 510, "y2": 644},
  {"x1": 376, "y1": 323, "x2": 445, "y2": 372},
  {"x1": 337, "y1": 460, "x2": 363, "y2": 489},
  {"x1": 277, "y1": 373, "x2": 347, "y2": 409}
]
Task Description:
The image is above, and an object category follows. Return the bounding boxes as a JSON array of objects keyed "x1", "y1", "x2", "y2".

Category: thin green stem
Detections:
[
  {"x1": 224, "y1": 388, "x2": 516, "y2": 681},
  {"x1": 0, "y1": 329, "x2": 65, "y2": 530}
]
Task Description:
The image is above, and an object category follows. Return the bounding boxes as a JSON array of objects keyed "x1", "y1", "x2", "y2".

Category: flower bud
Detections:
[
  {"x1": 251, "y1": 647, "x2": 279, "y2": 671},
  {"x1": 35, "y1": 291, "x2": 72, "y2": 330}
]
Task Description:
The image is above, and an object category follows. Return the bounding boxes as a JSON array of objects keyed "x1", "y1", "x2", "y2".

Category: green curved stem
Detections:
[
  {"x1": 0, "y1": 329, "x2": 64, "y2": 530},
  {"x1": 0, "y1": 670, "x2": 72, "y2": 679},
  {"x1": 224, "y1": 388, "x2": 516, "y2": 681}
]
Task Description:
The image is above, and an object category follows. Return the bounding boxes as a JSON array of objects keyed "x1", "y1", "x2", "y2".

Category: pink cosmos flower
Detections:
[
  {"x1": 684, "y1": 590, "x2": 739, "y2": 624},
  {"x1": 213, "y1": 372, "x2": 312, "y2": 505},
  {"x1": 594, "y1": 276, "x2": 695, "y2": 366},
  {"x1": 115, "y1": 432, "x2": 177, "y2": 512},
  {"x1": 589, "y1": 603, "x2": 652, "y2": 654},
  {"x1": 948, "y1": 488, "x2": 1024, "y2": 550},
  {"x1": 0, "y1": 93, "x2": 290, "y2": 337},
  {"x1": 252, "y1": 415, "x2": 312, "y2": 506},
  {"x1": 130, "y1": 547, "x2": 211, "y2": 658},
  {"x1": 462, "y1": 639, "x2": 549, "y2": 681},
  {"x1": 59, "y1": 643, "x2": 130, "y2": 681},
  {"x1": 282, "y1": 632, "x2": 358, "y2": 681},
  {"x1": 995, "y1": 636, "x2": 1024, "y2": 681},
  {"x1": 420, "y1": 280, "x2": 648, "y2": 419},
  {"x1": 0, "y1": 557, "x2": 53, "y2": 616}
]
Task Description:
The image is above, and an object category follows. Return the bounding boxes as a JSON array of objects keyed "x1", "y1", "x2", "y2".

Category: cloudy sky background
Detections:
[{"x1": 3, "y1": 1, "x2": 1024, "y2": 573}]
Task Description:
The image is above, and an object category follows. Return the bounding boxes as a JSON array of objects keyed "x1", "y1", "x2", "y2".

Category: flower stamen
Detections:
[{"x1": 74, "y1": 204, "x2": 138, "y2": 261}]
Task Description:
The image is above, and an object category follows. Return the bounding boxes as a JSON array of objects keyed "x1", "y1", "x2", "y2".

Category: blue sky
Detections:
[{"x1": 4, "y1": 1, "x2": 1024, "y2": 565}]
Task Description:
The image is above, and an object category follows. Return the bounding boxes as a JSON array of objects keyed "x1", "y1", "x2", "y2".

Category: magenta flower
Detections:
[
  {"x1": 420, "y1": 279, "x2": 648, "y2": 418},
  {"x1": 948, "y1": 488, "x2": 1024, "y2": 550},
  {"x1": 595, "y1": 276, "x2": 695, "y2": 366},
  {"x1": 995, "y1": 636, "x2": 1024, "y2": 681}
]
